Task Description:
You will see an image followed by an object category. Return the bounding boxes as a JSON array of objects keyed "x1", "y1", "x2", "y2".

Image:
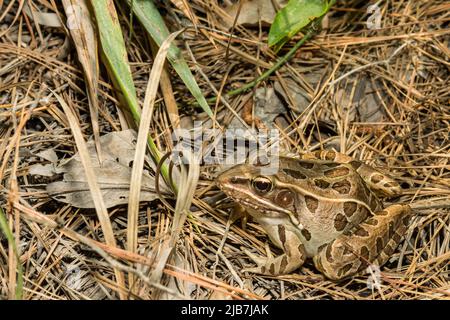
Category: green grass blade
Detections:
[
  {"x1": 128, "y1": 0, "x2": 213, "y2": 118},
  {"x1": 0, "y1": 207, "x2": 23, "y2": 299},
  {"x1": 89, "y1": 0, "x2": 171, "y2": 183},
  {"x1": 90, "y1": 0, "x2": 141, "y2": 123}
]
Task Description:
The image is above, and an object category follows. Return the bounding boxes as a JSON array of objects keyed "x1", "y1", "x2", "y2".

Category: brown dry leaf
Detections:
[
  {"x1": 223, "y1": 0, "x2": 287, "y2": 29},
  {"x1": 333, "y1": 75, "x2": 385, "y2": 123},
  {"x1": 274, "y1": 73, "x2": 321, "y2": 113},
  {"x1": 160, "y1": 251, "x2": 196, "y2": 299},
  {"x1": 62, "y1": 0, "x2": 102, "y2": 162},
  {"x1": 45, "y1": 130, "x2": 169, "y2": 208},
  {"x1": 228, "y1": 87, "x2": 285, "y2": 130}
]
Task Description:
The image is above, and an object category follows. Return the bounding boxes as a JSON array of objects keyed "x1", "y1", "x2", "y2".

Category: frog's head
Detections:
[{"x1": 216, "y1": 163, "x2": 303, "y2": 228}]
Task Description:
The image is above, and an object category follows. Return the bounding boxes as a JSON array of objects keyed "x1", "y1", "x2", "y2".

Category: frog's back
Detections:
[{"x1": 276, "y1": 157, "x2": 381, "y2": 210}]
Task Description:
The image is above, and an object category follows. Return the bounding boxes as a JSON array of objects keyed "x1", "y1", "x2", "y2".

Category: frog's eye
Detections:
[{"x1": 252, "y1": 176, "x2": 273, "y2": 194}]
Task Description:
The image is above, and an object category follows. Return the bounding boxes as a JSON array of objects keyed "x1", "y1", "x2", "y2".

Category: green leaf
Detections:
[
  {"x1": 90, "y1": 0, "x2": 169, "y2": 182},
  {"x1": 90, "y1": 0, "x2": 141, "y2": 122},
  {"x1": 0, "y1": 207, "x2": 23, "y2": 299},
  {"x1": 128, "y1": 0, "x2": 213, "y2": 118},
  {"x1": 268, "y1": 0, "x2": 331, "y2": 50}
]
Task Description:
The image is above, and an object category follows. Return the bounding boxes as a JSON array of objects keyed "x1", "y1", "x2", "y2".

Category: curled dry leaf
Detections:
[{"x1": 45, "y1": 130, "x2": 170, "y2": 208}]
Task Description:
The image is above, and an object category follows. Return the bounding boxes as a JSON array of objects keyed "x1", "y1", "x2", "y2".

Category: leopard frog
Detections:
[{"x1": 217, "y1": 150, "x2": 411, "y2": 280}]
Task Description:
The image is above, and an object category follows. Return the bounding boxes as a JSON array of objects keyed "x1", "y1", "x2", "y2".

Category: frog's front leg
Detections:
[
  {"x1": 313, "y1": 204, "x2": 411, "y2": 281},
  {"x1": 243, "y1": 224, "x2": 306, "y2": 275}
]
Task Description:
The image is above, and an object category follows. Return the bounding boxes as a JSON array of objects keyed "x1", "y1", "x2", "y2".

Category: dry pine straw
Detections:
[{"x1": 0, "y1": 1, "x2": 449, "y2": 299}]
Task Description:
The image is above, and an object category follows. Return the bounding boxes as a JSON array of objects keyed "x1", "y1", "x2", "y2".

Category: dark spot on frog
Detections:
[
  {"x1": 297, "y1": 244, "x2": 305, "y2": 257},
  {"x1": 280, "y1": 256, "x2": 288, "y2": 272},
  {"x1": 376, "y1": 237, "x2": 384, "y2": 253},
  {"x1": 343, "y1": 202, "x2": 357, "y2": 217},
  {"x1": 282, "y1": 168, "x2": 307, "y2": 180},
  {"x1": 278, "y1": 225, "x2": 286, "y2": 244},
  {"x1": 376, "y1": 210, "x2": 389, "y2": 216},
  {"x1": 354, "y1": 227, "x2": 370, "y2": 237},
  {"x1": 384, "y1": 181, "x2": 398, "y2": 188},
  {"x1": 365, "y1": 217, "x2": 379, "y2": 226},
  {"x1": 305, "y1": 196, "x2": 319, "y2": 213},
  {"x1": 359, "y1": 206, "x2": 370, "y2": 219},
  {"x1": 333, "y1": 213, "x2": 348, "y2": 231},
  {"x1": 325, "y1": 245, "x2": 334, "y2": 262},
  {"x1": 392, "y1": 231, "x2": 402, "y2": 243},
  {"x1": 350, "y1": 160, "x2": 363, "y2": 170},
  {"x1": 314, "y1": 179, "x2": 330, "y2": 189},
  {"x1": 342, "y1": 245, "x2": 353, "y2": 256},
  {"x1": 371, "y1": 174, "x2": 384, "y2": 184},
  {"x1": 360, "y1": 246, "x2": 370, "y2": 262},
  {"x1": 339, "y1": 263, "x2": 354, "y2": 277},
  {"x1": 332, "y1": 180, "x2": 352, "y2": 194},
  {"x1": 297, "y1": 161, "x2": 314, "y2": 169},
  {"x1": 301, "y1": 229, "x2": 311, "y2": 241},
  {"x1": 324, "y1": 166, "x2": 350, "y2": 178},
  {"x1": 229, "y1": 176, "x2": 247, "y2": 185},
  {"x1": 269, "y1": 263, "x2": 276, "y2": 275},
  {"x1": 402, "y1": 215, "x2": 410, "y2": 226},
  {"x1": 368, "y1": 193, "x2": 381, "y2": 211},
  {"x1": 388, "y1": 222, "x2": 395, "y2": 238},
  {"x1": 383, "y1": 243, "x2": 395, "y2": 256}
]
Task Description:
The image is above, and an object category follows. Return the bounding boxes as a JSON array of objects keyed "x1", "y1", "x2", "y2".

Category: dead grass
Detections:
[{"x1": 0, "y1": 0, "x2": 449, "y2": 299}]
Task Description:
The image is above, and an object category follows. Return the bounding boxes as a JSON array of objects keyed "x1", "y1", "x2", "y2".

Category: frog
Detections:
[{"x1": 216, "y1": 150, "x2": 411, "y2": 280}]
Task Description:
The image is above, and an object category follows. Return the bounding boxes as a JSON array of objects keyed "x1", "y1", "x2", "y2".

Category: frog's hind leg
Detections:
[
  {"x1": 312, "y1": 204, "x2": 411, "y2": 281},
  {"x1": 301, "y1": 150, "x2": 402, "y2": 198},
  {"x1": 243, "y1": 225, "x2": 307, "y2": 275}
]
